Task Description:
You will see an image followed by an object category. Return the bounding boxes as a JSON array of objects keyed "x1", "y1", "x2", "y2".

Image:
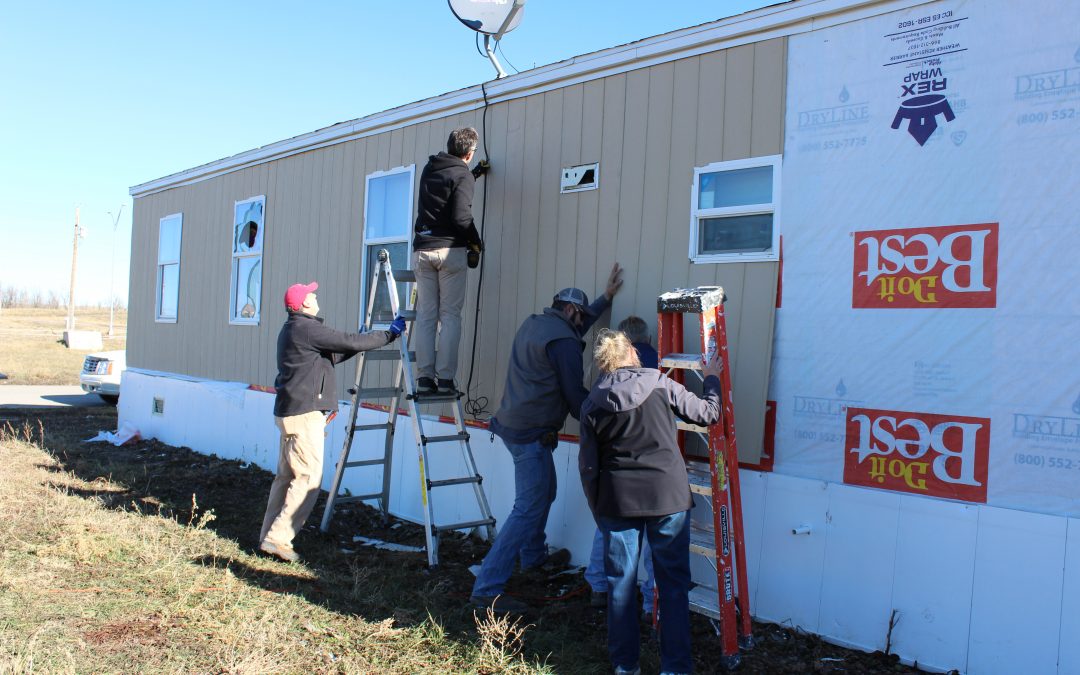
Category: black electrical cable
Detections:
[
  {"x1": 496, "y1": 40, "x2": 521, "y2": 74},
  {"x1": 463, "y1": 79, "x2": 493, "y2": 420}
]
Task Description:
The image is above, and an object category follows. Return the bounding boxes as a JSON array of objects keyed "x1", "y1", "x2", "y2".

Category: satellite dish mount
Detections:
[{"x1": 448, "y1": 0, "x2": 526, "y2": 79}]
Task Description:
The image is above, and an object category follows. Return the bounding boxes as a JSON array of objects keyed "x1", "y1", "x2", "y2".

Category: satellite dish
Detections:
[
  {"x1": 447, "y1": 0, "x2": 526, "y2": 79},
  {"x1": 448, "y1": 0, "x2": 525, "y2": 35}
]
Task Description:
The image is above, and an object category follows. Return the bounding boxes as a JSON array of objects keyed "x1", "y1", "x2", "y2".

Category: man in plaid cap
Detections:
[{"x1": 470, "y1": 263, "x2": 623, "y2": 612}]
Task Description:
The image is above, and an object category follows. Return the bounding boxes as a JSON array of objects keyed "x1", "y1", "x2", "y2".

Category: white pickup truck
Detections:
[{"x1": 80, "y1": 350, "x2": 126, "y2": 404}]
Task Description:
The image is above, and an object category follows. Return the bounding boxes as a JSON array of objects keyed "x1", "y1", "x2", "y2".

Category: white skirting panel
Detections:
[
  {"x1": 967, "y1": 506, "x2": 1067, "y2": 675},
  {"x1": 890, "y1": 496, "x2": 978, "y2": 673},
  {"x1": 818, "y1": 484, "x2": 901, "y2": 653},
  {"x1": 121, "y1": 372, "x2": 1079, "y2": 674},
  {"x1": 736, "y1": 469, "x2": 767, "y2": 605},
  {"x1": 753, "y1": 473, "x2": 830, "y2": 633},
  {"x1": 1061, "y1": 518, "x2": 1080, "y2": 674}
]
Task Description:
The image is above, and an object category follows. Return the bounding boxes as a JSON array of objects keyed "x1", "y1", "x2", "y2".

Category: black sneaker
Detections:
[
  {"x1": 437, "y1": 378, "x2": 457, "y2": 394},
  {"x1": 416, "y1": 377, "x2": 437, "y2": 394}
]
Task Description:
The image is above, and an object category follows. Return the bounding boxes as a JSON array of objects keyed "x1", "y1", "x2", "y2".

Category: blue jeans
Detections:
[
  {"x1": 472, "y1": 439, "x2": 556, "y2": 597},
  {"x1": 586, "y1": 528, "x2": 656, "y2": 613},
  {"x1": 600, "y1": 510, "x2": 691, "y2": 674}
]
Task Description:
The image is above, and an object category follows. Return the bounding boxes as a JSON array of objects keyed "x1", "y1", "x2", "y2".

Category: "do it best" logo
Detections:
[
  {"x1": 843, "y1": 407, "x2": 990, "y2": 502},
  {"x1": 852, "y1": 223, "x2": 998, "y2": 308}
]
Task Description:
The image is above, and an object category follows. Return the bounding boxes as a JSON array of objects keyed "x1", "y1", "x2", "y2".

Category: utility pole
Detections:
[
  {"x1": 67, "y1": 207, "x2": 81, "y2": 331},
  {"x1": 107, "y1": 205, "x2": 124, "y2": 337}
]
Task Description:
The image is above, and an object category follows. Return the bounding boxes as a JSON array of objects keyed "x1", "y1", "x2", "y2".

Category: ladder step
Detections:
[
  {"x1": 661, "y1": 353, "x2": 703, "y2": 370},
  {"x1": 409, "y1": 391, "x2": 464, "y2": 402},
  {"x1": 687, "y1": 461, "x2": 712, "y2": 496},
  {"x1": 393, "y1": 269, "x2": 416, "y2": 283},
  {"x1": 344, "y1": 458, "x2": 386, "y2": 468},
  {"x1": 353, "y1": 423, "x2": 390, "y2": 432},
  {"x1": 689, "y1": 524, "x2": 716, "y2": 558},
  {"x1": 688, "y1": 585, "x2": 722, "y2": 620},
  {"x1": 423, "y1": 433, "x2": 470, "y2": 444},
  {"x1": 429, "y1": 476, "x2": 482, "y2": 488},
  {"x1": 364, "y1": 350, "x2": 414, "y2": 362},
  {"x1": 357, "y1": 387, "x2": 402, "y2": 399},
  {"x1": 334, "y1": 493, "x2": 382, "y2": 504},
  {"x1": 677, "y1": 420, "x2": 710, "y2": 434},
  {"x1": 432, "y1": 517, "x2": 496, "y2": 533}
]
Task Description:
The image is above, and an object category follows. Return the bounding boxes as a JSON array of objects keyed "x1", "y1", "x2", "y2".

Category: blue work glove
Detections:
[{"x1": 388, "y1": 315, "x2": 406, "y2": 339}]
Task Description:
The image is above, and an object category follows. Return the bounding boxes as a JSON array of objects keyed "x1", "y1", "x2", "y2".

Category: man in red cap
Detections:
[{"x1": 258, "y1": 281, "x2": 405, "y2": 562}]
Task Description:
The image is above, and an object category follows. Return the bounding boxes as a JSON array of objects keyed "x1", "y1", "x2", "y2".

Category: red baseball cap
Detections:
[{"x1": 284, "y1": 282, "x2": 318, "y2": 310}]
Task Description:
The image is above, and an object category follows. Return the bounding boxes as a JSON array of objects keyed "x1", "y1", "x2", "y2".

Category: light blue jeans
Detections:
[
  {"x1": 600, "y1": 510, "x2": 692, "y2": 674},
  {"x1": 585, "y1": 527, "x2": 656, "y2": 613},
  {"x1": 471, "y1": 438, "x2": 556, "y2": 597}
]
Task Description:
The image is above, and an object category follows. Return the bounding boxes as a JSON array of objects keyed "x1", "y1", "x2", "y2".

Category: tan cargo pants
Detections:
[
  {"x1": 259, "y1": 410, "x2": 326, "y2": 550},
  {"x1": 412, "y1": 247, "x2": 468, "y2": 381}
]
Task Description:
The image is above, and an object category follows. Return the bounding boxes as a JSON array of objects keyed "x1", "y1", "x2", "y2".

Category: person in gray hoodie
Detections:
[{"x1": 579, "y1": 329, "x2": 722, "y2": 675}]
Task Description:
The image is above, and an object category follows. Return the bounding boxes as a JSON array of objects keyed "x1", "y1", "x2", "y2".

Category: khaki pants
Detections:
[
  {"x1": 259, "y1": 410, "x2": 326, "y2": 549},
  {"x1": 412, "y1": 247, "x2": 467, "y2": 381}
]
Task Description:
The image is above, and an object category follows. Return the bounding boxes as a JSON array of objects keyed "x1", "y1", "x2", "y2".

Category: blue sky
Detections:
[{"x1": 0, "y1": 0, "x2": 774, "y2": 306}]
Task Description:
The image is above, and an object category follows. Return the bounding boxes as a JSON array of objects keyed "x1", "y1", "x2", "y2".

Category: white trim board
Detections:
[{"x1": 129, "y1": 0, "x2": 937, "y2": 199}]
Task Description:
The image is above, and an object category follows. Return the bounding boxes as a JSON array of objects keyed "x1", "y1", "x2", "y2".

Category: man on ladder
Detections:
[
  {"x1": 411, "y1": 127, "x2": 489, "y2": 395},
  {"x1": 469, "y1": 264, "x2": 623, "y2": 613}
]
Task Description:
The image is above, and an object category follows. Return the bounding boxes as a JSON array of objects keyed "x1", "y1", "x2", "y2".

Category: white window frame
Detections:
[
  {"x1": 689, "y1": 155, "x2": 782, "y2": 264},
  {"x1": 360, "y1": 165, "x2": 415, "y2": 329},
  {"x1": 229, "y1": 195, "x2": 266, "y2": 326},
  {"x1": 155, "y1": 213, "x2": 182, "y2": 323}
]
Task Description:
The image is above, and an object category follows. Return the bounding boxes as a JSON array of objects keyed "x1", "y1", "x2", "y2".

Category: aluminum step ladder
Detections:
[
  {"x1": 320, "y1": 248, "x2": 497, "y2": 567},
  {"x1": 657, "y1": 286, "x2": 754, "y2": 670}
]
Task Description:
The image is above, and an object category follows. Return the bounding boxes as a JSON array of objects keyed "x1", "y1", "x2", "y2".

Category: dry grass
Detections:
[
  {"x1": 0, "y1": 307, "x2": 126, "y2": 385},
  {"x1": 0, "y1": 417, "x2": 550, "y2": 674}
]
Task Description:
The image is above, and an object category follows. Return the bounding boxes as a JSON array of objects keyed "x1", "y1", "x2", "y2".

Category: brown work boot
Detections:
[{"x1": 259, "y1": 540, "x2": 299, "y2": 563}]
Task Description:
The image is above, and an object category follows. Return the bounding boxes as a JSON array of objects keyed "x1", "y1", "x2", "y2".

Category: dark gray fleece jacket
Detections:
[{"x1": 578, "y1": 368, "x2": 721, "y2": 519}]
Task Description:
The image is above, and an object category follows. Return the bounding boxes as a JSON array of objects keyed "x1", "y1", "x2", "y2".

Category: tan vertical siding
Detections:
[
  {"x1": 129, "y1": 37, "x2": 786, "y2": 460},
  {"x1": 612, "y1": 68, "x2": 650, "y2": 313}
]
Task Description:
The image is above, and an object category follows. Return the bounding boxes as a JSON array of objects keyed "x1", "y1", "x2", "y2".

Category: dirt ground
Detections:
[{"x1": 9, "y1": 406, "x2": 932, "y2": 674}]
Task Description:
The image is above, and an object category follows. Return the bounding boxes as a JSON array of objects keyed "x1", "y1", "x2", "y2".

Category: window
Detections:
[
  {"x1": 156, "y1": 213, "x2": 182, "y2": 322},
  {"x1": 230, "y1": 196, "x2": 265, "y2": 324},
  {"x1": 361, "y1": 166, "x2": 414, "y2": 326},
  {"x1": 690, "y1": 155, "x2": 781, "y2": 263}
]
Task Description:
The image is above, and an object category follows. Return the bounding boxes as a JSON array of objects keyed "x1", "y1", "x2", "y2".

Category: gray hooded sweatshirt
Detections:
[{"x1": 578, "y1": 367, "x2": 721, "y2": 519}]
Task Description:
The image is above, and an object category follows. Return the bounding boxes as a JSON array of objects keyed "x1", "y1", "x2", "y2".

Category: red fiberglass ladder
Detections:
[{"x1": 657, "y1": 286, "x2": 754, "y2": 670}]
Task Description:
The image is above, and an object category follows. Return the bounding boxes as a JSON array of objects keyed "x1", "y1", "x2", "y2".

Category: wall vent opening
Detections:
[
  {"x1": 560, "y1": 162, "x2": 599, "y2": 193},
  {"x1": 152, "y1": 397, "x2": 165, "y2": 416}
]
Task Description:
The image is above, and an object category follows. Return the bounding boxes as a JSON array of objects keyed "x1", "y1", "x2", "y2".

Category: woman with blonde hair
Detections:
[{"x1": 579, "y1": 329, "x2": 722, "y2": 675}]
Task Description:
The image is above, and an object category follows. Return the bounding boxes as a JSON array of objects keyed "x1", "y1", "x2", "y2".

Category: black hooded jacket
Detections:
[
  {"x1": 413, "y1": 152, "x2": 482, "y2": 251},
  {"x1": 273, "y1": 311, "x2": 393, "y2": 417},
  {"x1": 579, "y1": 368, "x2": 721, "y2": 519}
]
